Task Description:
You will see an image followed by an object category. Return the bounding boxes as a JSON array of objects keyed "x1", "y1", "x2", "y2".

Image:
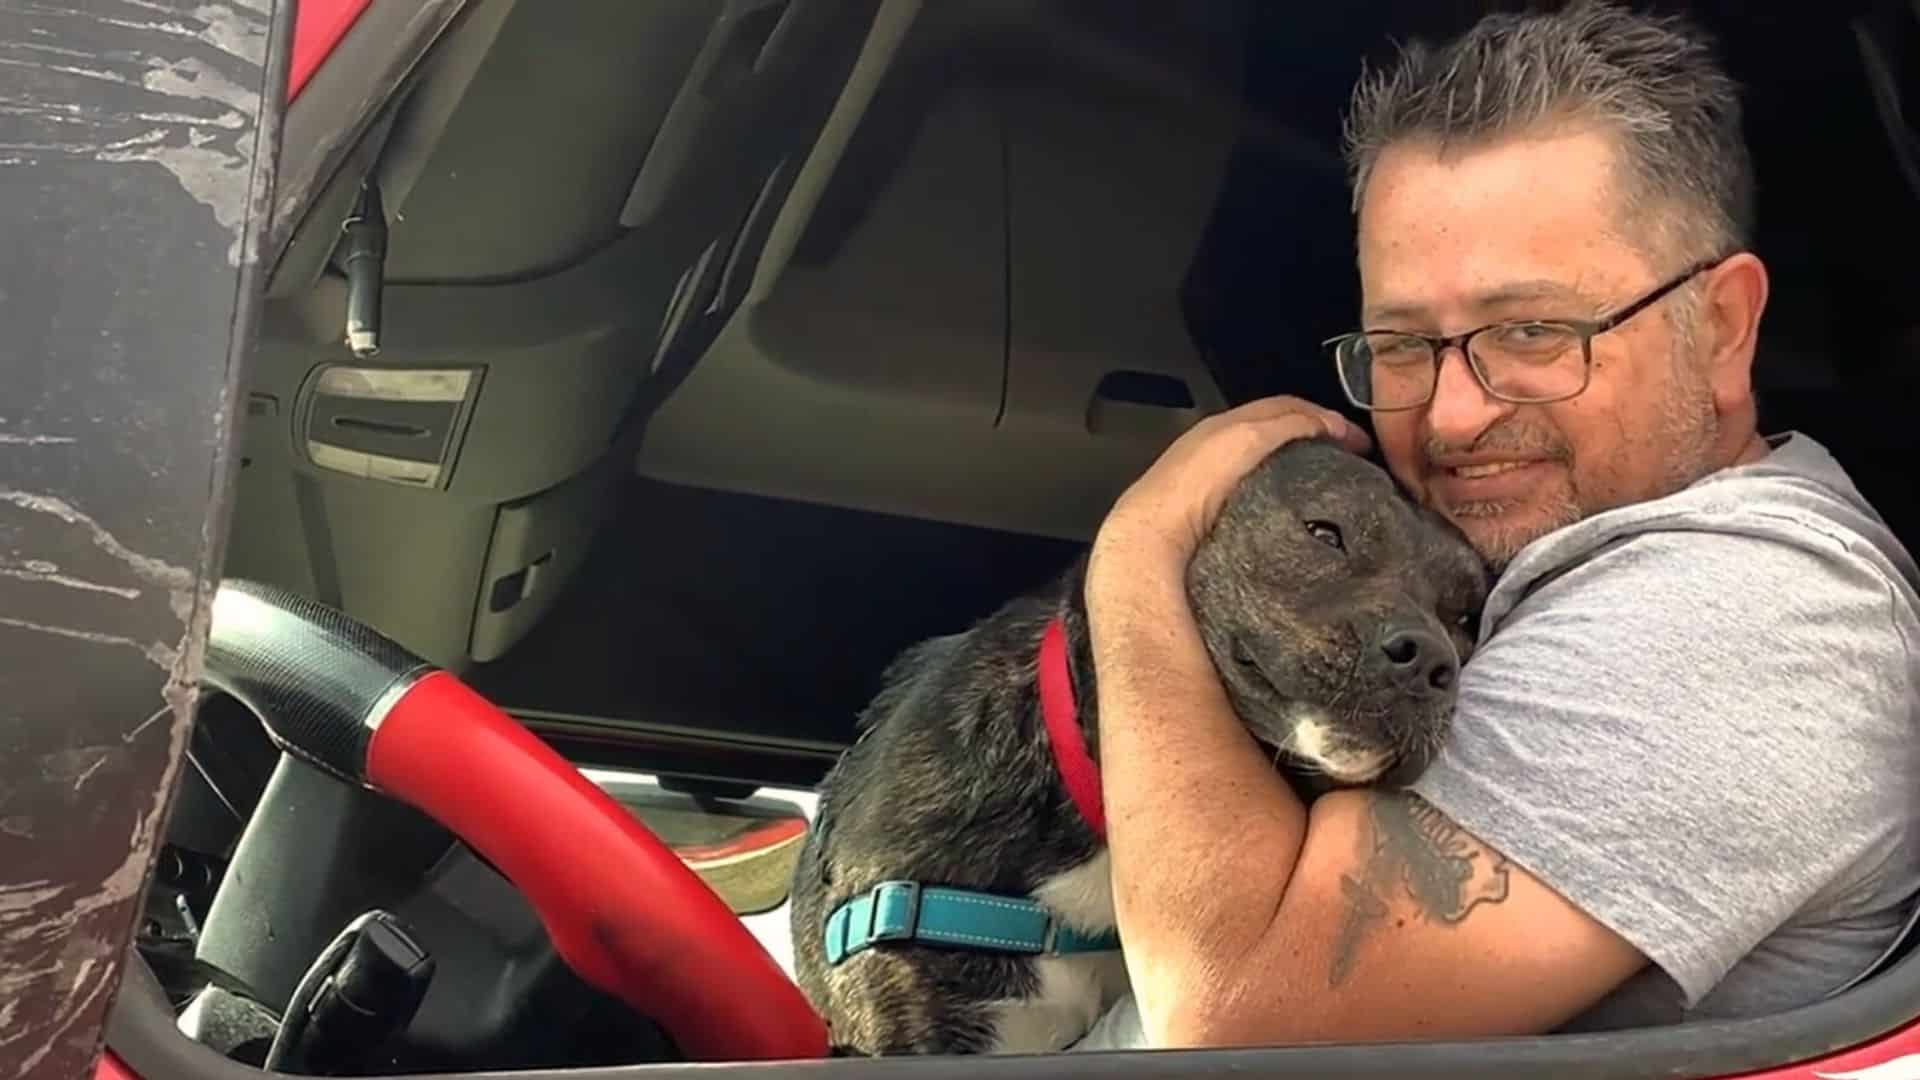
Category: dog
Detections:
[{"x1": 789, "y1": 438, "x2": 1490, "y2": 1056}]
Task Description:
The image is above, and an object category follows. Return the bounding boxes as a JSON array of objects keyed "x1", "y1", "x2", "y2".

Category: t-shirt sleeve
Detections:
[{"x1": 1410, "y1": 523, "x2": 1915, "y2": 1006}]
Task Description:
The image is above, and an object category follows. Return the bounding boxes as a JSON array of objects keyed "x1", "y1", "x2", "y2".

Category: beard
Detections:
[
  {"x1": 1424, "y1": 336, "x2": 1721, "y2": 572},
  {"x1": 1655, "y1": 349, "x2": 1722, "y2": 495},
  {"x1": 1443, "y1": 486, "x2": 1583, "y2": 572}
]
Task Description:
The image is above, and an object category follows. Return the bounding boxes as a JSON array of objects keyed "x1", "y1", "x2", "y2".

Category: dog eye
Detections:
[
  {"x1": 1304, "y1": 520, "x2": 1345, "y2": 551},
  {"x1": 1454, "y1": 611, "x2": 1480, "y2": 638}
]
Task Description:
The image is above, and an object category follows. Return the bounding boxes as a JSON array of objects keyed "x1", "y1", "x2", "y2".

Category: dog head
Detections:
[{"x1": 1186, "y1": 438, "x2": 1490, "y2": 790}]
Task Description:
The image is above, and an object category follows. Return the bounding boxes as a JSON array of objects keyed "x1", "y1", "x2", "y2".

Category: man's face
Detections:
[{"x1": 1356, "y1": 128, "x2": 1722, "y2": 568}]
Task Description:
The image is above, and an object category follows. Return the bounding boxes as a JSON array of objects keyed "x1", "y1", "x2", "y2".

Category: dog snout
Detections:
[
  {"x1": 1376, "y1": 626, "x2": 1459, "y2": 698},
  {"x1": 1376, "y1": 737, "x2": 1440, "y2": 789}
]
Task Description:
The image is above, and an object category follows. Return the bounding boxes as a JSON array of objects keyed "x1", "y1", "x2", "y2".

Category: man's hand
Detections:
[{"x1": 1089, "y1": 396, "x2": 1370, "y2": 587}]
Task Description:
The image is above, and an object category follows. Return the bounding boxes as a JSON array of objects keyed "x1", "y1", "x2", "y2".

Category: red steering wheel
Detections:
[{"x1": 200, "y1": 578, "x2": 829, "y2": 1063}]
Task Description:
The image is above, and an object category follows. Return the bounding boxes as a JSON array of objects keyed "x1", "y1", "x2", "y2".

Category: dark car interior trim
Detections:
[{"x1": 108, "y1": 923, "x2": 1920, "y2": 1078}]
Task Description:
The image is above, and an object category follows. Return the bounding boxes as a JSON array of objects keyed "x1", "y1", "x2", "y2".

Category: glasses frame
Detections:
[{"x1": 1323, "y1": 255, "x2": 1728, "y2": 412}]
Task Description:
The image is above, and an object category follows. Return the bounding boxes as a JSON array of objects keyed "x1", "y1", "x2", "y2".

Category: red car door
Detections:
[{"x1": 0, "y1": 3, "x2": 292, "y2": 1078}]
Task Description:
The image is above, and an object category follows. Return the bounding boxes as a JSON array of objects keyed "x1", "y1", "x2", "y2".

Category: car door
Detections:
[{"x1": 0, "y1": 2, "x2": 294, "y2": 1077}]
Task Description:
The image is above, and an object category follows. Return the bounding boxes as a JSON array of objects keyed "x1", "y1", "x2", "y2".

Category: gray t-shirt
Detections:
[
  {"x1": 1075, "y1": 431, "x2": 1920, "y2": 1048},
  {"x1": 1421, "y1": 431, "x2": 1920, "y2": 1030}
]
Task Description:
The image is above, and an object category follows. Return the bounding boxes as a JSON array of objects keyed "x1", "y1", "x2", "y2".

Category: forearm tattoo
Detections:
[{"x1": 1329, "y1": 793, "x2": 1512, "y2": 986}]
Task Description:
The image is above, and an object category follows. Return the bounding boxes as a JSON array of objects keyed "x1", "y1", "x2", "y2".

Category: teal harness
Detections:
[
  {"x1": 824, "y1": 880, "x2": 1120, "y2": 966},
  {"x1": 823, "y1": 618, "x2": 1121, "y2": 967}
]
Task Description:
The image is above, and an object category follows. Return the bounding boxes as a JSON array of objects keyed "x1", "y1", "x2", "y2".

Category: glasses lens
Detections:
[
  {"x1": 1338, "y1": 332, "x2": 1435, "y2": 409},
  {"x1": 1469, "y1": 323, "x2": 1587, "y2": 402}
]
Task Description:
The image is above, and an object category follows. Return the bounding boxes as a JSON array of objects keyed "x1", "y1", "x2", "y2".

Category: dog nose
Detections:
[{"x1": 1378, "y1": 627, "x2": 1458, "y2": 696}]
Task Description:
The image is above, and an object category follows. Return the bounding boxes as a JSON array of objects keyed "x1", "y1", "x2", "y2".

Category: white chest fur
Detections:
[{"x1": 985, "y1": 850, "x2": 1132, "y2": 1053}]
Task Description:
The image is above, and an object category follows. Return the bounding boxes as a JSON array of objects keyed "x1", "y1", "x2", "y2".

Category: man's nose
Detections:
[{"x1": 1426, "y1": 346, "x2": 1513, "y2": 446}]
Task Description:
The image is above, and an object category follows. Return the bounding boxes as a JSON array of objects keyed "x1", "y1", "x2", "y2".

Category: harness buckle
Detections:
[{"x1": 865, "y1": 880, "x2": 922, "y2": 945}]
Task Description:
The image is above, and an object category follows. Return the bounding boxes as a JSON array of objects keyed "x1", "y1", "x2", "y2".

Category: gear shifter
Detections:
[{"x1": 263, "y1": 909, "x2": 434, "y2": 1075}]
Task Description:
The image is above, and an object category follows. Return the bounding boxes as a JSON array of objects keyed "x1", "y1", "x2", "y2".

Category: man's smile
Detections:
[
  {"x1": 1427, "y1": 458, "x2": 1559, "y2": 503},
  {"x1": 1451, "y1": 461, "x2": 1532, "y2": 478}
]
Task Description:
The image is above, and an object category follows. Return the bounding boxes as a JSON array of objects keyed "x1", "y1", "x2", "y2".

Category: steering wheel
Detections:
[{"x1": 199, "y1": 578, "x2": 829, "y2": 1063}]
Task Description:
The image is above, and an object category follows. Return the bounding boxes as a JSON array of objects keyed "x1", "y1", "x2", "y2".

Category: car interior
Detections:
[{"x1": 130, "y1": 0, "x2": 1920, "y2": 1074}]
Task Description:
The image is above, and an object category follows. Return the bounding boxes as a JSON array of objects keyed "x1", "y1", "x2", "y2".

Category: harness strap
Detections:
[
  {"x1": 824, "y1": 880, "x2": 1120, "y2": 966},
  {"x1": 1039, "y1": 616, "x2": 1105, "y2": 839},
  {"x1": 821, "y1": 620, "x2": 1122, "y2": 968}
]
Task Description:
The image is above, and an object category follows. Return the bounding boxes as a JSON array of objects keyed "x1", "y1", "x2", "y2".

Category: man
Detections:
[{"x1": 1075, "y1": 0, "x2": 1920, "y2": 1049}]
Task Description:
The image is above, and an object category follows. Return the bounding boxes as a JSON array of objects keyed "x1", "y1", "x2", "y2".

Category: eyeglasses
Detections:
[{"x1": 1322, "y1": 256, "x2": 1725, "y2": 412}]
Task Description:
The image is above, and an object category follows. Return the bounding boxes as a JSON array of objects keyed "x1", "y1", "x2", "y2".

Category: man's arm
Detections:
[
  {"x1": 1087, "y1": 399, "x2": 1914, "y2": 1046},
  {"x1": 1247, "y1": 785, "x2": 1642, "y2": 1040},
  {"x1": 1088, "y1": 564, "x2": 1646, "y2": 1046}
]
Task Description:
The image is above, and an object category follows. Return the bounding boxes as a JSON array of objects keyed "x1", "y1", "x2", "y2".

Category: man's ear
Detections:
[{"x1": 1700, "y1": 251, "x2": 1770, "y2": 414}]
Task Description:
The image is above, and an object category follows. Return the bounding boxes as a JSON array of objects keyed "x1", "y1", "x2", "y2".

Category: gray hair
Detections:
[{"x1": 1341, "y1": 1, "x2": 1754, "y2": 267}]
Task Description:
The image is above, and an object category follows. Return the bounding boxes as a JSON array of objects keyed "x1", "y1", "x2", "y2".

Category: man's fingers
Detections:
[
  {"x1": 1095, "y1": 392, "x2": 1375, "y2": 571},
  {"x1": 1205, "y1": 396, "x2": 1372, "y2": 454},
  {"x1": 1328, "y1": 414, "x2": 1375, "y2": 453},
  {"x1": 1233, "y1": 410, "x2": 1372, "y2": 462}
]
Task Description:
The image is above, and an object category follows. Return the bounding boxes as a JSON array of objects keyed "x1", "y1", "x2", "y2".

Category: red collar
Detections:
[{"x1": 1038, "y1": 616, "x2": 1105, "y2": 839}]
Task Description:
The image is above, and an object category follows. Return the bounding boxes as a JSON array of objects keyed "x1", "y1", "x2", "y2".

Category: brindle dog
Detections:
[{"x1": 790, "y1": 438, "x2": 1490, "y2": 1056}]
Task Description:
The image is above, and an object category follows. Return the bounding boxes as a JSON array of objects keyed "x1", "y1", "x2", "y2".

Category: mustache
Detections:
[{"x1": 1422, "y1": 421, "x2": 1572, "y2": 464}]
